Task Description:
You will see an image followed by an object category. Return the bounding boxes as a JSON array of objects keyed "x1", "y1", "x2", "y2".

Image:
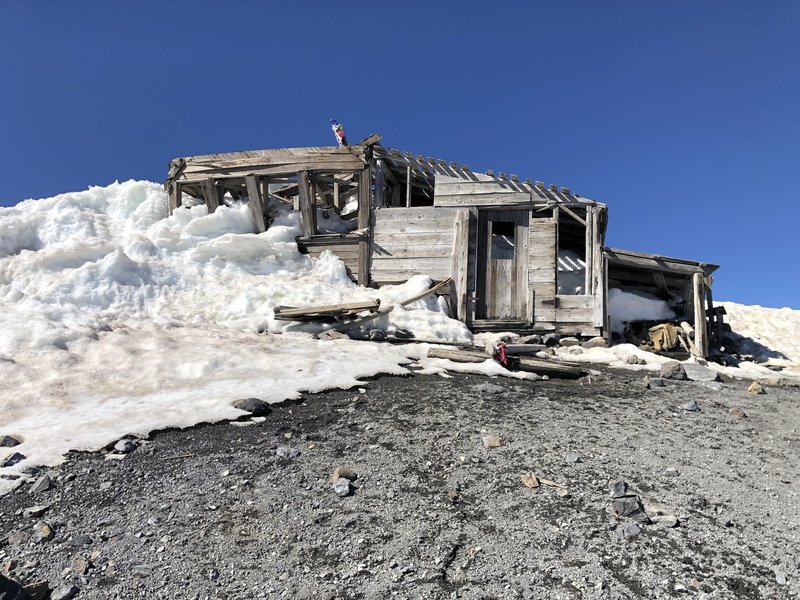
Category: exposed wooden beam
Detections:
[
  {"x1": 297, "y1": 170, "x2": 316, "y2": 238},
  {"x1": 245, "y1": 176, "x2": 266, "y2": 234}
]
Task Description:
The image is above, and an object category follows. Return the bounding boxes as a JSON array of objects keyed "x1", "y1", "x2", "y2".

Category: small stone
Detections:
[
  {"x1": 474, "y1": 383, "x2": 506, "y2": 395},
  {"x1": 6, "y1": 530, "x2": 30, "y2": 546},
  {"x1": 682, "y1": 363, "x2": 720, "y2": 382},
  {"x1": 232, "y1": 397, "x2": 272, "y2": 416},
  {"x1": 702, "y1": 381, "x2": 724, "y2": 392},
  {"x1": 1, "y1": 452, "x2": 26, "y2": 468},
  {"x1": 330, "y1": 466, "x2": 357, "y2": 482},
  {"x1": 683, "y1": 400, "x2": 700, "y2": 412},
  {"x1": 775, "y1": 570, "x2": 787, "y2": 586},
  {"x1": 748, "y1": 381, "x2": 766, "y2": 395},
  {"x1": 132, "y1": 564, "x2": 155, "y2": 577},
  {"x1": 275, "y1": 446, "x2": 300, "y2": 460},
  {"x1": 0, "y1": 435, "x2": 21, "y2": 448},
  {"x1": 113, "y1": 439, "x2": 136, "y2": 454},
  {"x1": 332, "y1": 477, "x2": 351, "y2": 497},
  {"x1": 1, "y1": 559, "x2": 17, "y2": 575},
  {"x1": 32, "y1": 520, "x2": 54, "y2": 543},
  {"x1": 51, "y1": 584, "x2": 79, "y2": 600},
  {"x1": 69, "y1": 533, "x2": 93, "y2": 547},
  {"x1": 663, "y1": 467, "x2": 679, "y2": 477},
  {"x1": 29, "y1": 474, "x2": 52, "y2": 495},
  {"x1": 610, "y1": 480, "x2": 628, "y2": 498},
  {"x1": 447, "y1": 489, "x2": 460, "y2": 504},
  {"x1": 645, "y1": 376, "x2": 666, "y2": 389},
  {"x1": 565, "y1": 452, "x2": 581, "y2": 464},
  {"x1": 612, "y1": 496, "x2": 646, "y2": 520},
  {"x1": 729, "y1": 407, "x2": 747, "y2": 419},
  {"x1": 72, "y1": 556, "x2": 92, "y2": 575},
  {"x1": 620, "y1": 523, "x2": 641, "y2": 540},
  {"x1": 582, "y1": 336, "x2": 607, "y2": 349},
  {"x1": 653, "y1": 514, "x2": 679, "y2": 528},
  {"x1": 519, "y1": 334, "x2": 543, "y2": 345},
  {"x1": 660, "y1": 361, "x2": 687, "y2": 380},
  {"x1": 626, "y1": 355, "x2": 640, "y2": 365},
  {"x1": 559, "y1": 336, "x2": 580, "y2": 347},
  {"x1": 22, "y1": 505, "x2": 49, "y2": 518},
  {"x1": 481, "y1": 433, "x2": 503, "y2": 448},
  {"x1": 521, "y1": 473, "x2": 540, "y2": 488},
  {"x1": 542, "y1": 333, "x2": 560, "y2": 347}
]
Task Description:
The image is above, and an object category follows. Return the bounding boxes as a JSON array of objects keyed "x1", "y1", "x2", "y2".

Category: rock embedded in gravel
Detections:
[
  {"x1": 565, "y1": 452, "x2": 581, "y2": 464},
  {"x1": 610, "y1": 480, "x2": 629, "y2": 498},
  {"x1": 232, "y1": 397, "x2": 272, "y2": 416},
  {"x1": 620, "y1": 523, "x2": 641, "y2": 540},
  {"x1": 663, "y1": 467, "x2": 679, "y2": 477},
  {"x1": 0, "y1": 435, "x2": 21, "y2": 448},
  {"x1": 276, "y1": 446, "x2": 301, "y2": 460},
  {"x1": 748, "y1": 381, "x2": 766, "y2": 395},
  {"x1": 72, "y1": 556, "x2": 91, "y2": 575},
  {"x1": 50, "y1": 584, "x2": 79, "y2": 600},
  {"x1": 474, "y1": 383, "x2": 506, "y2": 395},
  {"x1": 660, "y1": 361, "x2": 688, "y2": 380},
  {"x1": 29, "y1": 474, "x2": 52, "y2": 495},
  {"x1": 6, "y1": 530, "x2": 30, "y2": 546},
  {"x1": 330, "y1": 466, "x2": 356, "y2": 482},
  {"x1": 32, "y1": 521, "x2": 54, "y2": 543},
  {"x1": 775, "y1": 570, "x2": 787, "y2": 586},
  {"x1": 683, "y1": 400, "x2": 700, "y2": 412},
  {"x1": 682, "y1": 363, "x2": 720, "y2": 382},
  {"x1": 612, "y1": 496, "x2": 650, "y2": 523},
  {"x1": 702, "y1": 381, "x2": 724, "y2": 391},
  {"x1": 68, "y1": 534, "x2": 92, "y2": 548},
  {"x1": 729, "y1": 407, "x2": 747, "y2": 419},
  {"x1": 332, "y1": 477, "x2": 351, "y2": 497},
  {"x1": 1, "y1": 452, "x2": 26, "y2": 468},
  {"x1": 22, "y1": 505, "x2": 49, "y2": 518},
  {"x1": 113, "y1": 439, "x2": 136, "y2": 454},
  {"x1": 645, "y1": 376, "x2": 666, "y2": 389},
  {"x1": 481, "y1": 433, "x2": 503, "y2": 448}
]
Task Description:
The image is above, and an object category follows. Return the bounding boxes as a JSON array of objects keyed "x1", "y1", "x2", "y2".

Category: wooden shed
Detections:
[{"x1": 164, "y1": 141, "x2": 716, "y2": 352}]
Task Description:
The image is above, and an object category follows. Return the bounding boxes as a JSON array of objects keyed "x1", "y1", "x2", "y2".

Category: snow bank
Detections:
[
  {"x1": 0, "y1": 181, "x2": 472, "y2": 492},
  {"x1": 719, "y1": 301, "x2": 800, "y2": 364}
]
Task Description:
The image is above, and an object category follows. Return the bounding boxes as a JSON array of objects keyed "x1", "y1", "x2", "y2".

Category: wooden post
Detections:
[
  {"x1": 333, "y1": 181, "x2": 340, "y2": 210},
  {"x1": 297, "y1": 170, "x2": 316, "y2": 238},
  {"x1": 405, "y1": 165, "x2": 412, "y2": 207},
  {"x1": 357, "y1": 167, "x2": 371, "y2": 285},
  {"x1": 692, "y1": 272, "x2": 708, "y2": 357},
  {"x1": 450, "y1": 209, "x2": 470, "y2": 321},
  {"x1": 584, "y1": 206, "x2": 593, "y2": 295},
  {"x1": 375, "y1": 160, "x2": 385, "y2": 208},
  {"x1": 245, "y1": 176, "x2": 266, "y2": 234},
  {"x1": 168, "y1": 181, "x2": 182, "y2": 215},
  {"x1": 203, "y1": 178, "x2": 221, "y2": 214}
]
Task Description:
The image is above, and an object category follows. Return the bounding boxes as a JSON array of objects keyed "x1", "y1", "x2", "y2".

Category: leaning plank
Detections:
[
  {"x1": 274, "y1": 299, "x2": 380, "y2": 320},
  {"x1": 398, "y1": 277, "x2": 453, "y2": 306},
  {"x1": 245, "y1": 176, "x2": 266, "y2": 233}
]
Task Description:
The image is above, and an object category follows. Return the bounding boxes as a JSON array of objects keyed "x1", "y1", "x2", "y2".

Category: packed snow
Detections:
[{"x1": 1, "y1": 181, "x2": 798, "y2": 494}]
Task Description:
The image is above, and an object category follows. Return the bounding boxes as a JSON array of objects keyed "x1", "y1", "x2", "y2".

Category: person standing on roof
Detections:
[{"x1": 330, "y1": 119, "x2": 348, "y2": 147}]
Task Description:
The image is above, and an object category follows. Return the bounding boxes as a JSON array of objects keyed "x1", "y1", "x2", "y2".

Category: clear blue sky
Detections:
[{"x1": 1, "y1": 1, "x2": 798, "y2": 308}]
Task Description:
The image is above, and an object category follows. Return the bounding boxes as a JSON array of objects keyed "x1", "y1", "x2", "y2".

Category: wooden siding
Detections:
[
  {"x1": 528, "y1": 215, "x2": 558, "y2": 324},
  {"x1": 371, "y1": 207, "x2": 458, "y2": 284}
]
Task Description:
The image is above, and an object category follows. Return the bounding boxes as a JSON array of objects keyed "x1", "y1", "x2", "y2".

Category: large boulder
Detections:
[{"x1": 660, "y1": 361, "x2": 687, "y2": 380}]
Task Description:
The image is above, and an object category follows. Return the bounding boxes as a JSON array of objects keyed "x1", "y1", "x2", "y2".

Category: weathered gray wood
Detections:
[
  {"x1": 372, "y1": 207, "x2": 458, "y2": 222},
  {"x1": 434, "y1": 193, "x2": 531, "y2": 208},
  {"x1": 558, "y1": 204, "x2": 586, "y2": 226},
  {"x1": 426, "y1": 347, "x2": 583, "y2": 378},
  {"x1": 375, "y1": 160, "x2": 386, "y2": 208},
  {"x1": 274, "y1": 299, "x2": 380, "y2": 320},
  {"x1": 516, "y1": 216, "x2": 530, "y2": 323},
  {"x1": 450, "y1": 209, "x2": 469, "y2": 321},
  {"x1": 692, "y1": 272, "x2": 708, "y2": 357},
  {"x1": 203, "y1": 179, "x2": 221, "y2": 214},
  {"x1": 168, "y1": 182, "x2": 182, "y2": 214},
  {"x1": 245, "y1": 176, "x2": 266, "y2": 233},
  {"x1": 488, "y1": 259, "x2": 514, "y2": 318},
  {"x1": 584, "y1": 206, "x2": 593, "y2": 294},
  {"x1": 406, "y1": 165, "x2": 412, "y2": 207},
  {"x1": 528, "y1": 217, "x2": 557, "y2": 323},
  {"x1": 297, "y1": 171, "x2": 316, "y2": 238},
  {"x1": 357, "y1": 168, "x2": 371, "y2": 285},
  {"x1": 372, "y1": 244, "x2": 453, "y2": 258}
]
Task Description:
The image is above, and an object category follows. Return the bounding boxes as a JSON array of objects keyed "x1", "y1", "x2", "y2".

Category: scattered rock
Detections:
[
  {"x1": 1, "y1": 452, "x2": 26, "y2": 468},
  {"x1": 660, "y1": 361, "x2": 687, "y2": 380},
  {"x1": 481, "y1": 433, "x2": 503, "y2": 448},
  {"x1": 748, "y1": 381, "x2": 766, "y2": 395},
  {"x1": 663, "y1": 467, "x2": 679, "y2": 477},
  {"x1": 132, "y1": 564, "x2": 156, "y2": 577},
  {"x1": 521, "y1": 473, "x2": 540, "y2": 488},
  {"x1": 775, "y1": 570, "x2": 787, "y2": 586},
  {"x1": 582, "y1": 336, "x2": 607, "y2": 349},
  {"x1": 275, "y1": 446, "x2": 301, "y2": 460},
  {"x1": 612, "y1": 496, "x2": 650, "y2": 523},
  {"x1": 565, "y1": 452, "x2": 581, "y2": 464},
  {"x1": 0, "y1": 436, "x2": 21, "y2": 448},
  {"x1": 559, "y1": 337, "x2": 580, "y2": 347},
  {"x1": 474, "y1": 383, "x2": 506, "y2": 395},
  {"x1": 729, "y1": 407, "x2": 747, "y2": 419},
  {"x1": 72, "y1": 556, "x2": 92, "y2": 575},
  {"x1": 31, "y1": 521, "x2": 54, "y2": 543},
  {"x1": 0, "y1": 574, "x2": 29, "y2": 600},
  {"x1": 652, "y1": 514, "x2": 679, "y2": 528},
  {"x1": 447, "y1": 489, "x2": 460, "y2": 504},
  {"x1": 701, "y1": 381, "x2": 724, "y2": 392},
  {"x1": 645, "y1": 376, "x2": 666, "y2": 389},
  {"x1": 682, "y1": 363, "x2": 720, "y2": 382},
  {"x1": 542, "y1": 333, "x2": 560, "y2": 347},
  {"x1": 519, "y1": 334, "x2": 543, "y2": 345},
  {"x1": 23, "y1": 581, "x2": 50, "y2": 600},
  {"x1": 620, "y1": 523, "x2": 641, "y2": 540},
  {"x1": 330, "y1": 467, "x2": 357, "y2": 482},
  {"x1": 332, "y1": 477, "x2": 351, "y2": 497},
  {"x1": 683, "y1": 399, "x2": 700, "y2": 412},
  {"x1": 68, "y1": 534, "x2": 92, "y2": 548},
  {"x1": 610, "y1": 480, "x2": 629, "y2": 498},
  {"x1": 113, "y1": 439, "x2": 137, "y2": 454},
  {"x1": 22, "y1": 505, "x2": 49, "y2": 518},
  {"x1": 5, "y1": 531, "x2": 30, "y2": 546},
  {"x1": 232, "y1": 397, "x2": 272, "y2": 416},
  {"x1": 29, "y1": 474, "x2": 52, "y2": 495},
  {"x1": 50, "y1": 584, "x2": 79, "y2": 600},
  {"x1": 1, "y1": 559, "x2": 17, "y2": 575}
]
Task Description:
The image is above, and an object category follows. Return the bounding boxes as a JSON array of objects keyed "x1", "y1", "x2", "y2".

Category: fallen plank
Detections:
[
  {"x1": 274, "y1": 299, "x2": 380, "y2": 320},
  {"x1": 503, "y1": 344, "x2": 546, "y2": 355},
  {"x1": 427, "y1": 347, "x2": 584, "y2": 378},
  {"x1": 398, "y1": 277, "x2": 453, "y2": 306}
]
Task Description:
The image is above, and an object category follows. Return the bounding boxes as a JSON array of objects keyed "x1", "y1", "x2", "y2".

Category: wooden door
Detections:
[{"x1": 476, "y1": 210, "x2": 529, "y2": 320}]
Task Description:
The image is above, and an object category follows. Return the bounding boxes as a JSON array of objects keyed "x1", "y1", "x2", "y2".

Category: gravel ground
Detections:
[{"x1": 1, "y1": 367, "x2": 798, "y2": 599}]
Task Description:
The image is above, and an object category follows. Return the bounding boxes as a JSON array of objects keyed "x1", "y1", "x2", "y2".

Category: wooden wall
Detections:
[
  {"x1": 371, "y1": 207, "x2": 459, "y2": 284},
  {"x1": 435, "y1": 173, "x2": 531, "y2": 208}
]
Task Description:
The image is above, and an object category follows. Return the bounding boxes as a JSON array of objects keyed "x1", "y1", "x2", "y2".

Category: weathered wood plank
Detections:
[
  {"x1": 371, "y1": 245, "x2": 453, "y2": 258},
  {"x1": 434, "y1": 193, "x2": 532, "y2": 208},
  {"x1": 245, "y1": 176, "x2": 266, "y2": 234},
  {"x1": 529, "y1": 217, "x2": 557, "y2": 323},
  {"x1": 297, "y1": 171, "x2": 316, "y2": 238},
  {"x1": 693, "y1": 272, "x2": 708, "y2": 357},
  {"x1": 372, "y1": 207, "x2": 458, "y2": 222},
  {"x1": 450, "y1": 209, "x2": 469, "y2": 321},
  {"x1": 357, "y1": 168, "x2": 371, "y2": 285}
]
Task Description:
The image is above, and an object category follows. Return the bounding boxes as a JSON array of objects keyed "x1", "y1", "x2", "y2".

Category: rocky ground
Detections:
[{"x1": 1, "y1": 366, "x2": 798, "y2": 599}]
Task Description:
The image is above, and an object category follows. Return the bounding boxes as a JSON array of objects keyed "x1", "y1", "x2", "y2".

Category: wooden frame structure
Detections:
[{"x1": 165, "y1": 142, "x2": 719, "y2": 354}]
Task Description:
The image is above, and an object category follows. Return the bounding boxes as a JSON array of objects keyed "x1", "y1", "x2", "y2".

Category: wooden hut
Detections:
[{"x1": 165, "y1": 141, "x2": 717, "y2": 354}]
